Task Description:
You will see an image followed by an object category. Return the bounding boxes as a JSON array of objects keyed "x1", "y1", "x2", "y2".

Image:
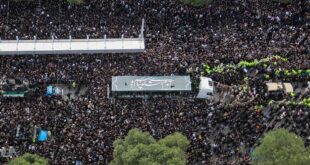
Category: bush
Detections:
[{"x1": 9, "y1": 153, "x2": 48, "y2": 165}]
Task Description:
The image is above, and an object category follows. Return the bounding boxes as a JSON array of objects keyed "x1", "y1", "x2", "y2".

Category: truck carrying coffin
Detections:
[{"x1": 111, "y1": 76, "x2": 192, "y2": 98}]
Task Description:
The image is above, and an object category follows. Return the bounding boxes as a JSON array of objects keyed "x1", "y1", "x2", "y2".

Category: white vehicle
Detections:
[
  {"x1": 266, "y1": 82, "x2": 294, "y2": 94},
  {"x1": 197, "y1": 77, "x2": 214, "y2": 99}
]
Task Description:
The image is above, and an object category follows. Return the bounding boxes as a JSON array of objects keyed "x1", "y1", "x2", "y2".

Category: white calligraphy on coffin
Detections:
[{"x1": 131, "y1": 78, "x2": 175, "y2": 89}]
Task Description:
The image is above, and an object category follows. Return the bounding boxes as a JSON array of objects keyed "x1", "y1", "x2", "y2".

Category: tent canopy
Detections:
[{"x1": 38, "y1": 130, "x2": 48, "y2": 142}]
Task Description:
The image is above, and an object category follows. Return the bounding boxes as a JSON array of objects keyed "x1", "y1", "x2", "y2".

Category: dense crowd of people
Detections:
[{"x1": 0, "y1": 0, "x2": 309, "y2": 164}]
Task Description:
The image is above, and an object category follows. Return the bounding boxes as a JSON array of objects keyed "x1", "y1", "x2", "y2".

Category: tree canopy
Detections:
[
  {"x1": 110, "y1": 128, "x2": 190, "y2": 165},
  {"x1": 252, "y1": 129, "x2": 310, "y2": 165},
  {"x1": 180, "y1": 0, "x2": 213, "y2": 7},
  {"x1": 9, "y1": 153, "x2": 48, "y2": 165}
]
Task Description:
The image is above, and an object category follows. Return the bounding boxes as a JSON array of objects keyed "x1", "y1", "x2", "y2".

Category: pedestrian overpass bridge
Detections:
[
  {"x1": 0, "y1": 20, "x2": 145, "y2": 55},
  {"x1": 0, "y1": 37, "x2": 145, "y2": 55}
]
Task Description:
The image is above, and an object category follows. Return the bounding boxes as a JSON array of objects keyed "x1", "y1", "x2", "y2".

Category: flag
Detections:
[{"x1": 46, "y1": 86, "x2": 54, "y2": 95}]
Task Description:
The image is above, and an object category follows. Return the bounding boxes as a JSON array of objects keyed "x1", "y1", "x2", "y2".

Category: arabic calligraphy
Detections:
[{"x1": 131, "y1": 78, "x2": 174, "y2": 89}]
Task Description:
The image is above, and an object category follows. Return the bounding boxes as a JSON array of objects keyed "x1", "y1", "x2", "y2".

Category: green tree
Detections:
[
  {"x1": 180, "y1": 0, "x2": 213, "y2": 7},
  {"x1": 110, "y1": 128, "x2": 190, "y2": 165},
  {"x1": 9, "y1": 153, "x2": 48, "y2": 165},
  {"x1": 252, "y1": 129, "x2": 310, "y2": 165}
]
